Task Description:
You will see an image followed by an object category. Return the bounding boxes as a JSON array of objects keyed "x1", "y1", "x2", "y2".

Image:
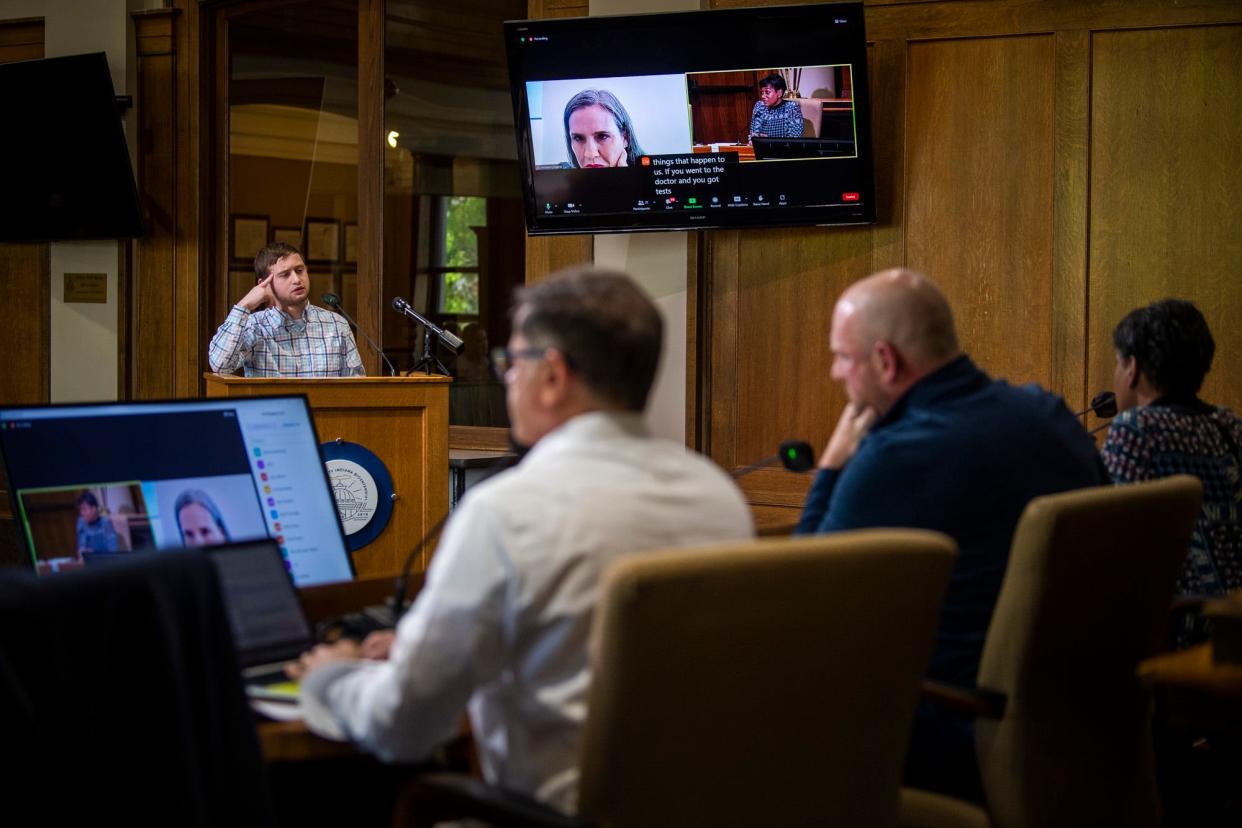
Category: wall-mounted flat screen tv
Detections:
[
  {"x1": 504, "y1": 2, "x2": 874, "y2": 235},
  {"x1": 0, "y1": 52, "x2": 145, "y2": 242}
]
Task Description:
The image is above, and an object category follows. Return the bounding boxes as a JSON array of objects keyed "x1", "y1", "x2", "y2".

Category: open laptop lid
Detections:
[
  {"x1": 209, "y1": 540, "x2": 315, "y2": 669},
  {"x1": 0, "y1": 395, "x2": 353, "y2": 587}
]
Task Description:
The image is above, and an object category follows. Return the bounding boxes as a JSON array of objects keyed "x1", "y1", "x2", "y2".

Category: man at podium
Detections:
[{"x1": 208, "y1": 242, "x2": 364, "y2": 378}]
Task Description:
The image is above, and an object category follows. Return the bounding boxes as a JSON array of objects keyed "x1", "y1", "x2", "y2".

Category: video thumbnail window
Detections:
[
  {"x1": 16, "y1": 473, "x2": 269, "y2": 575},
  {"x1": 526, "y1": 75, "x2": 692, "y2": 169},
  {"x1": 686, "y1": 65, "x2": 858, "y2": 160},
  {"x1": 144, "y1": 475, "x2": 270, "y2": 551},
  {"x1": 19, "y1": 483, "x2": 150, "y2": 574}
]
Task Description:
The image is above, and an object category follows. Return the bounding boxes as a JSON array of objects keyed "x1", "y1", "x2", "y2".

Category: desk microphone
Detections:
[
  {"x1": 321, "y1": 293, "x2": 398, "y2": 377},
  {"x1": 322, "y1": 443, "x2": 528, "y2": 640},
  {"x1": 1074, "y1": 390, "x2": 1118, "y2": 419},
  {"x1": 389, "y1": 445, "x2": 526, "y2": 622},
  {"x1": 731, "y1": 440, "x2": 816, "y2": 479}
]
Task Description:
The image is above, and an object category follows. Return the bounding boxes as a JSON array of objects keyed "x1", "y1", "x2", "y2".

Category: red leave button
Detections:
[{"x1": 842, "y1": 192, "x2": 860, "y2": 202}]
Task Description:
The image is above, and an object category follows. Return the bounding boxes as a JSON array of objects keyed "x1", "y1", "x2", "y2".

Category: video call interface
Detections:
[
  {"x1": 0, "y1": 397, "x2": 353, "y2": 587},
  {"x1": 506, "y1": 4, "x2": 874, "y2": 232}
]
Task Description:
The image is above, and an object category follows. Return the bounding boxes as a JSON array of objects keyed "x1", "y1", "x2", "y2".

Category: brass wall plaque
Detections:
[{"x1": 64, "y1": 272, "x2": 108, "y2": 304}]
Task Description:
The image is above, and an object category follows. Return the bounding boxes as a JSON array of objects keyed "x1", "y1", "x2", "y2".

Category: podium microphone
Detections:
[
  {"x1": 1075, "y1": 390, "x2": 1118, "y2": 419},
  {"x1": 321, "y1": 293, "x2": 397, "y2": 377},
  {"x1": 731, "y1": 440, "x2": 816, "y2": 479},
  {"x1": 392, "y1": 296, "x2": 465, "y2": 354}
]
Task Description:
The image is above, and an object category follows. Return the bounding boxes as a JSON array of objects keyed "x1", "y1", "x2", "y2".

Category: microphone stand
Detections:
[
  {"x1": 412, "y1": 328, "x2": 452, "y2": 377},
  {"x1": 732, "y1": 440, "x2": 817, "y2": 478},
  {"x1": 322, "y1": 293, "x2": 397, "y2": 377},
  {"x1": 392, "y1": 297, "x2": 463, "y2": 377}
]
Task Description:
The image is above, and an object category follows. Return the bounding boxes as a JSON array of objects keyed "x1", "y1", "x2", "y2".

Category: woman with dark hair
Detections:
[
  {"x1": 76, "y1": 490, "x2": 118, "y2": 554},
  {"x1": 174, "y1": 489, "x2": 232, "y2": 548},
  {"x1": 1102, "y1": 299, "x2": 1242, "y2": 632},
  {"x1": 563, "y1": 89, "x2": 644, "y2": 168}
]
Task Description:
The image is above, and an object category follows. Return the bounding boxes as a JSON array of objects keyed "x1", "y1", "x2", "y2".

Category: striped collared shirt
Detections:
[{"x1": 208, "y1": 303, "x2": 365, "y2": 378}]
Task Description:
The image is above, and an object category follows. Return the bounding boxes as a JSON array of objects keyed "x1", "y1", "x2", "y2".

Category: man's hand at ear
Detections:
[{"x1": 818, "y1": 402, "x2": 878, "y2": 470}]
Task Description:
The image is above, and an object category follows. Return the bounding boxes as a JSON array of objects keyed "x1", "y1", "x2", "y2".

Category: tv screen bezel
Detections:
[{"x1": 504, "y1": 3, "x2": 875, "y2": 236}]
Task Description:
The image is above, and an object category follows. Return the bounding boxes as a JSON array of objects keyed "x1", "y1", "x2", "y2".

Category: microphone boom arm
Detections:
[{"x1": 322, "y1": 293, "x2": 397, "y2": 377}]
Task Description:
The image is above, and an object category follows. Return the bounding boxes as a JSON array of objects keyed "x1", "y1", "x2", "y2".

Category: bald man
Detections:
[{"x1": 797, "y1": 269, "x2": 1106, "y2": 800}]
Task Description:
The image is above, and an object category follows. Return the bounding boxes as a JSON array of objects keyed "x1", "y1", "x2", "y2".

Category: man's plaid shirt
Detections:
[{"x1": 208, "y1": 303, "x2": 365, "y2": 378}]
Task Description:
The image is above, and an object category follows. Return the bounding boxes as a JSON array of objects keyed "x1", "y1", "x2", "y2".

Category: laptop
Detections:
[
  {"x1": 208, "y1": 540, "x2": 315, "y2": 696},
  {"x1": 0, "y1": 395, "x2": 354, "y2": 588}
]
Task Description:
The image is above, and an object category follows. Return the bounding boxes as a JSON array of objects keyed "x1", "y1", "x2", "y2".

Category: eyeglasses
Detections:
[{"x1": 490, "y1": 346, "x2": 550, "y2": 375}]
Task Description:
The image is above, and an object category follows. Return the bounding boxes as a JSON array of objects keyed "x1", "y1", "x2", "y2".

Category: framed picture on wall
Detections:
[
  {"x1": 228, "y1": 269, "x2": 254, "y2": 305},
  {"x1": 309, "y1": 270, "x2": 335, "y2": 304},
  {"x1": 341, "y1": 271, "x2": 356, "y2": 313},
  {"x1": 231, "y1": 214, "x2": 269, "y2": 261},
  {"x1": 272, "y1": 226, "x2": 302, "y2": 249},
  {"x1": 343, "y1": 222, "x2": 358, "y2": 265},
  {"x1": 303, "y1": 218, "x2": 341, "y2": 263}
]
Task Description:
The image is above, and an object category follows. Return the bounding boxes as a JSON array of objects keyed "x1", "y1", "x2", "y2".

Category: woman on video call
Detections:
[{"x1": 563, "y1": 89, "x2": 645, "y2": 168}]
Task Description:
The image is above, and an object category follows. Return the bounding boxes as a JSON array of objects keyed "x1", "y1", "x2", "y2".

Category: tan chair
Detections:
[
  {"x1": 411, "y1": 530, "x2": 957, "y2": 827},
  {"x1": 902, "y1": 475, "x2": 1203, "y2": 828},
  {"x1": 794, "y1": 97, "x2": 823, "y2": 137}
]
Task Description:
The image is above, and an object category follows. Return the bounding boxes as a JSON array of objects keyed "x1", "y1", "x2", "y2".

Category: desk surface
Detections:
[
  {"x1": 1138, "y1": 642, "x2": 1242, "y2": 737},
  {"x1": 259, "y1": 719, "x2": 356, "y2": 762},
  {"x1": 449, "y1": 448, "x2": 515, "y2": 468},
  {"x1": 1138, "y1": 643, "x2": 1242, "y2": 696}
]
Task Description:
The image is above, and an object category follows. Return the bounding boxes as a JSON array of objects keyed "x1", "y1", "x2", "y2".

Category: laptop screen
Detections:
[
  {"x1": 0, "y1": 395, "x2": 353, "y2": 587},
  {"x1": 209, "y1": 540, "x2": 315, "y2": 669}
]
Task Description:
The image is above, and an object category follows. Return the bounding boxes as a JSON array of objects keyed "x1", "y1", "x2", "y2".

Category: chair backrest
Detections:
[
  {"x1": 795, "y1": 97, "x2": 823, "y2": 137},
  {"x1": 975, "y1": 476, "x2": 1202, "y2": 828},
  {"x1": 576, "y1": 530, "x2": 957, "y2": 827},
  {"x1": 0, "y1": 551, "x2": 275, "y2": 825}
]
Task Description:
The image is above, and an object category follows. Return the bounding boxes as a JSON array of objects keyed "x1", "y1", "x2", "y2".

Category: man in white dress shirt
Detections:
[{"x1": 294, "y1": 267, "x2": 754, "y2": 814}]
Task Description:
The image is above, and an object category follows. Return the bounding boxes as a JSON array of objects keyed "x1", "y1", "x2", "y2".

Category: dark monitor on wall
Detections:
[
  {"x1": 0, "y1": 396, "x2": 353, "y2": 587},
  {"x1": 504, "y1": 2, "x2": 874, "y2": 235},
  {"x1": 0, "y1": 52, "x2": 145, "y2": 242}
]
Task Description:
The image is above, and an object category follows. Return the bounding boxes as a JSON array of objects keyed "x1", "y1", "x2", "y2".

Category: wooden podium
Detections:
[{"x1": 204, "y1": 374, "x2": 450, "y2": 578}]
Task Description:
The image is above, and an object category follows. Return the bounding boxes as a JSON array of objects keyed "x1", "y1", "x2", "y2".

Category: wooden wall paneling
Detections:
[
  {"x1": 523, "y1": 235, "x2": 594, "y2": 284},
  {"x1": 904, "y1": 34, "x2": 1057, "y2": 386},
  {"x1": 0, "y1": 245, "x2": 49, "y2": 406},
  {"x1": 133, "y1": 10, "x2": 179, "y2": 399},
  {"x1": 1087, "y1": 24, "x2": 1242, "y2": 413},
  {"x1": 0, "y1": 20, "x2": 47, "y2": 410},
  {"x1": 0, "y1": 17, "x2": 42, "y2": 62},
  {"x1": 117, "y1": 241, "x2": 131, "y2": 399},
  {"x1": 1051, "y1": 29, "x2": 1090, "y2": 408},
  {"x1": 174, "y1": 0, "x2": 205, "y2": 399},
  {"x1": 0, "y1": 18, "x2": 45, "y2": 556},
  {"x1": 359, "y1": 0, "x2": 384, "y2": 378},
  {"x1": 688, "y1": 70, "x2": 758, "y2": 144},
  {"x1": 528, "y1": 0, "x2": 587, "y2": 19},
  {"x1": 868, "y1": 38, "x2": 906, "y2": 271},
  {"x1": 702, "y1": 229, "x2": 739, "y2": 466},
  {"x1": 732, "y1": 225, "x2": 872, "y2": 493},
  {"x1": 211, "y1": 6, "x2": 232, "y2": 370},
  {"x1": 864, "y1": 0, "x2": 1242, "y2": 42},
  {"x1": 685, "y1": 232, "x2": 701, "y2": 448}
]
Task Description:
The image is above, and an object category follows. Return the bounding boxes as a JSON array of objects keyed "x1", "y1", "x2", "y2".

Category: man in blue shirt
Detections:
[{"x1": 797, "y1": 268, "x2": 1106, "y2": 800}]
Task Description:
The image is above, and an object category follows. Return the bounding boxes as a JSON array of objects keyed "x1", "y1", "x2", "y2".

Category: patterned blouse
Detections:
[
  {"x1": 1101, "y1": 399, "x2": 1242, "y2": 597},
  {"x1": 749, "y1": 99, "x2": 805, "y2": 139}
]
